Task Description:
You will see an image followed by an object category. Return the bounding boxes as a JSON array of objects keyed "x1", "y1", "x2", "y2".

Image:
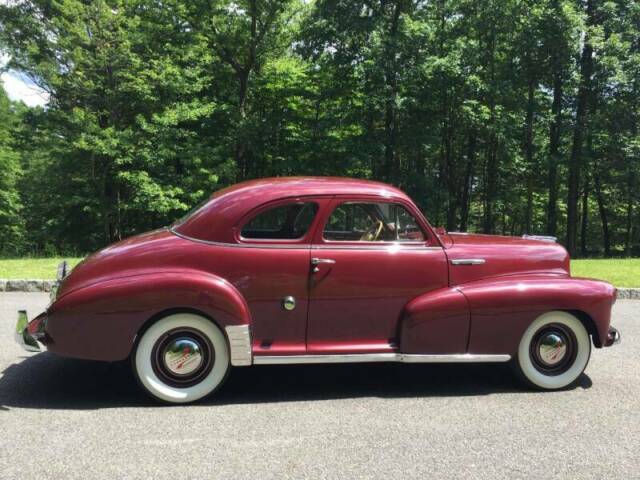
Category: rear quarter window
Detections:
[{"x1": 241, "y1": 202, "x2": 318, "y2": 240}]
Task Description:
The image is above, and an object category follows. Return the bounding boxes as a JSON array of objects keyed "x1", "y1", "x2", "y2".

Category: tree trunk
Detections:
[
  {"x1": 595, "y1": 173, "x2": 611, "y2": 256},
  {"x1": 547, "y1": 66, "x2": 562, "y2": 237},
  {"x1": 483, "y1": 141, "x2": 497, "y2": 234},
  {"x1": 524, "y1": 78, "x2": 535, "y2": 234},
  {"x1": 459, "y1": 132, "x2": 476, "y2": 232},
  {"x1": 235, "y1": 71, "x2": 250, "y2": 180},
  {"x1": 566, "y1": 0, "x2": 595, "y2": 256},
  {"x1": 580, "y1": 177, "x2": 589, "y2": 257},
  {"x1": 624, "y1": 193, "x2": 633, "y2": 257},
  {"x1": 383, "y1": 1, "x2": 402, "y2": 182},
  {"x1": 443, "y1": 108, "x2": 457, "y2": 231},
  {"x1": 627, "y1": 70, "x2": 638, "y2": 256},
  {"x1": 482, "y1": 15, "x2": 498, "y2": 235}
]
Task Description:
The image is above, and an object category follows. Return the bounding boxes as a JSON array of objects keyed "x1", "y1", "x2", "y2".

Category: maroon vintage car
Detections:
[{"x1": 16, "y1": 177, "x2": 620, "y2": 403}]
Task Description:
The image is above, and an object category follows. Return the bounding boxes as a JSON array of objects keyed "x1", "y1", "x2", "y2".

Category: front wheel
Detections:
[
  {"x1": 133, "y1": 313, "x2": 230, "y2": 404},
  {"x1": 515, "y1": 311, "x2": 591, "y2": 390}
]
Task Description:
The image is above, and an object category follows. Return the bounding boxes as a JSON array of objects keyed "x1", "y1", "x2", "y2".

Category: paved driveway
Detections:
[{"x1": 0, "y1": 292, "x2": 638, "y2": 479}]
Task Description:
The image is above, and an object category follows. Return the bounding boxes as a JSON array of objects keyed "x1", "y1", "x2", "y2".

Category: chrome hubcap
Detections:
[
  {"x1": 529, "y1": 324, "x2": 577, "y2": 376},
  {"x1": 163, "y1": 338, "x2": 203, "y2": 375},
  {"x1": 151, "y1": 327, "x2": 215, "y2": 388},
  {"x1": 538, "y1": 333, "x2": 567, "y2": 366}
]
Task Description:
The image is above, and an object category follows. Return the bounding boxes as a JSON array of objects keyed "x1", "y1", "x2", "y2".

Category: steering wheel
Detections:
[{"x1": 360, "y1": 220, "x2": 384, "y2": 241}]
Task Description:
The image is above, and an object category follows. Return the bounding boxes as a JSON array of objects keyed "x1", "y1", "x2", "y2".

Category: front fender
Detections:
[
  {"x1": 458, "y1": 275, "x2": 616, "y2": 355},
  {"x1": 46, "y1": 270, "x2": 251, "y2": 361},
  {"x1": 399, "y1": 288, "x2": 470, "y2": 354}
]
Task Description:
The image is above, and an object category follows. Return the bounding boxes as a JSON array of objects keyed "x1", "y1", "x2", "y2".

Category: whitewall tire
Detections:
[
  {"x1": 516, "y1": 311, "x2": 591, "y2": 390},
  {"x1": 133, "y1": 313, "x2": 230, "y2": 404}
]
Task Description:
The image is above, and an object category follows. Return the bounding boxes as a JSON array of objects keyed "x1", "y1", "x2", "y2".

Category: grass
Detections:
[
  {"x1": 571, "y1": 258, "x2": 640, "y2": 288},
  {"x1": 0, "y1": 257, "x2": 84, "y2": 279},
  {"x1": 0, "y1": 257, "x2": 638, "y2": 287}
]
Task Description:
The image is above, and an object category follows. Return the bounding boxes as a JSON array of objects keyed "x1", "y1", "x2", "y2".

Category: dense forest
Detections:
[{"x1": 0, "y1": 0, "x2": 638, "y2": 257}]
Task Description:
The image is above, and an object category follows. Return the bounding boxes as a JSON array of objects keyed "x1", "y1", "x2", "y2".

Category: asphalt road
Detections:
[{"x1": 0, "y1": 292, "x2": 638, "y2": 479}]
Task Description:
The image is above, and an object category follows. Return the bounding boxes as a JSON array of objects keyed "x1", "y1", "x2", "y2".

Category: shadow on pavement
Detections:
[{"x1": 0, "y1": 352, "x2": 592, "y2": 410}]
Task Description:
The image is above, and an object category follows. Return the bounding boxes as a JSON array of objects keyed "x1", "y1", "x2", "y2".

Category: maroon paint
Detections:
[
  {"x1": 459, "y1": 275, "x2": 616, "y2": 353},
  {"x1": 30, "y1": 177, "x2": 616, "y2": 362},
  {"x1": 401, "y1": 288, "x2": 471, "y2": 354},
  {"x1": 445, "y1": 232, "x2": 570, "y2": 285},
  {"x1": 305, "y1": 196, "x2": 448, "y2": 353}
]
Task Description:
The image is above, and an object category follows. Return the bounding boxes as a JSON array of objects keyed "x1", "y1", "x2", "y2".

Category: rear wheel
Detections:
[
  {"x1": 515, "y1": 311, "x2": 591, "y2": 390},
  {"x1": 133, "y1": 313, "x2": 230, "y2": 404}
]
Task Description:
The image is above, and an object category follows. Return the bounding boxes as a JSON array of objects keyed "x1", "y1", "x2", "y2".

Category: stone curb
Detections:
[
  {"x1": 617, "y1": 288, "x2": 640, "y2": 299},
  {"x1": 0, "y1": 279, "x2": 638, "y2": 298},
  {"x1": 0, "y1": 279, "x2": 57, "y2": 293}
]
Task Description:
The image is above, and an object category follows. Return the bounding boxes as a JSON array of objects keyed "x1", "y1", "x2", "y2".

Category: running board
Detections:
[{"x1": 252, "y1": 353, "x2": 511, "y2": 365}]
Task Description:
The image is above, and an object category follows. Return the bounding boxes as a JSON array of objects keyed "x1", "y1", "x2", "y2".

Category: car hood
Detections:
[
  {"x1": 441, "y1": 232, "x2": 571, "y2": 286},
  {"x1": 56, "y1": 228, "x2": 189, "y2": 300}
]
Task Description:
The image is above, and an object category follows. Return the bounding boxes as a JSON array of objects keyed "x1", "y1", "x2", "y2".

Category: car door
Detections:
[
  {"x1": 227, "y1": 197, "x2": 326, "y2": 357},
  {"x1": 306, "y1": 197, "x2": 449, "y2": 354}
]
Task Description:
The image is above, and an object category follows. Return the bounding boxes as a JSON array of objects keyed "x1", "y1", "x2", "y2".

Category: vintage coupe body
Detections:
[{"x1": 16, "y1": 177, "x2": 620, "y2": 403}]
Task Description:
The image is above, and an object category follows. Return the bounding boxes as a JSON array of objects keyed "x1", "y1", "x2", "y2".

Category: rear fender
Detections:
[
  {"x1": 46, "y1": 271, "x2": 250, "y2": 361},
  {"x1": 458, "y1": 276, "x2": 616, "y2": 354}
]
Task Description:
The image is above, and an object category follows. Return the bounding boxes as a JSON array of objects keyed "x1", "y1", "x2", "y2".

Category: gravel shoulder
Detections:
[{"x1": 0, "y1": 293, "x2": 638, "y2": 479}]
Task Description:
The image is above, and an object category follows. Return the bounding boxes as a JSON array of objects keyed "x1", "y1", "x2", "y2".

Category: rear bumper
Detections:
[
  {"x1": 15, "y1": 310, "x2": 48, "y2": 353},
  {"x1": 604, "y1": 326, "x2": 621, "y2": 347}
]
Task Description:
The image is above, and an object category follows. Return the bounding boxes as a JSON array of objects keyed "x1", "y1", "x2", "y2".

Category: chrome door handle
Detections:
[
  {"x1": 450, "y1": 258, "x2": 486, "y2": 265},
  {"x1": 311, "y1": 258, "x2": 336, "y2": 265},
  {"x1": 311, "y1": 257, "x2": 336, "y2": 273}
]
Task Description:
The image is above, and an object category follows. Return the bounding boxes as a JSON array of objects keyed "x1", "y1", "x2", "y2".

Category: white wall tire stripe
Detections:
[
  {"x1": 134, "y1": 313, "x2": 229, "y2": 403},
  {"x1": 517, "y1": 311, "x2": 591, "y2": 390}
]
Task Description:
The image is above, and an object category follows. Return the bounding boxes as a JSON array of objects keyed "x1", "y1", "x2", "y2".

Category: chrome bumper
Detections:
[
  {"x1": 15, "y1": 310, "x2": 44, "y2": 352},
  {"x1": 605, "y1": 326, "x2": 621, "y2": 346}
]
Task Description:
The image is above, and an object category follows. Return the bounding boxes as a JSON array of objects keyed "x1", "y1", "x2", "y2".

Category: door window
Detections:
[
  {"x1": 241, "y1": 202, "x2": 318, "y2": 240},
  {"x1": 323, "y1": 202, "x2": 425, "y2": 242}
]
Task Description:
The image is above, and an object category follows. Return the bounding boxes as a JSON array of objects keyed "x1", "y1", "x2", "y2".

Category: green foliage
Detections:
[
  {"x1": 0, "y1": 0, "x2": 638, "y2": 256},
  {"x1": 0, "y1": 87, "x2": 24, "y2": 254}
]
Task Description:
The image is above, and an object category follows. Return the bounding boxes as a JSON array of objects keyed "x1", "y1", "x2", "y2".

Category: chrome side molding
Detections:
[
  {"x1": 450, "y1": 258, "x2": 486, "y2": 265},
  {"x1": 225, "y1": 325, "x2": 252, "y2": 366},
  {"x1": 225, "y1": 324, "x2": 512, "y2": 366},
  {"x1": 253, "y1": 353, "x2": 511, "y2": 365}
]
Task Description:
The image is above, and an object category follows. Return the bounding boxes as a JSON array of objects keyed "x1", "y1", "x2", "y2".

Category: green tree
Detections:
[{"x1": 0, "y1": 86, "x2": 24, "y2": 254}]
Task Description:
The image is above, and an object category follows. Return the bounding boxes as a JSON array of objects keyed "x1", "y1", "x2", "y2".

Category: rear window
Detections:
[{"x1": 241, "y1": 202, "x2": 318, "y2": 240}]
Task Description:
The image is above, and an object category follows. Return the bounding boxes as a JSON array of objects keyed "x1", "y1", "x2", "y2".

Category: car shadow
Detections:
[{"x1": 0, "y1": 352, "x2": 592, "y2": 410}]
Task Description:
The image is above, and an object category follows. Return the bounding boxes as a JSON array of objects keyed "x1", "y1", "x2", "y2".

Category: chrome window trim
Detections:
[
  {"x1": 171, "y1": 228, "x2": 311, "y2": 249},
  {"x1": 171, "y1": 228, "x2": 443, "y2": 251},
  {"x1": 253, "y1": 353, "x2": 511, "y2": 365},
  {"x1": 238, "y1": 200, "x2": 320, "y2": 243},
  {"x1": 312, "y1": 244, "x2": 443, "y2": 251},
  {"x1": 321, "y1": 200, "x2": 427, "y2": 244}
]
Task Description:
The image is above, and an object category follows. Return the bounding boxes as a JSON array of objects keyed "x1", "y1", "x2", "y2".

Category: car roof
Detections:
[
  {"x1": 174, "y1": 176, "x2": 413, "y2": 243},
  {"x1": 214, "y1": 176, "x2": 408, "y2": 197}
]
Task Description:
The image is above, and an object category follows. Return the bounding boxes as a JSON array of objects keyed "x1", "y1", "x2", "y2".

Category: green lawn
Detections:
[
  {"x1": 0, "y1": 257, "x2": 638, "y2": 287},
  {"x1": 571, "y1": 258, "x2": 640, "y2": 288},
  {"x1": 0, "y1": 258, "x2": 84, "y2": 279}
]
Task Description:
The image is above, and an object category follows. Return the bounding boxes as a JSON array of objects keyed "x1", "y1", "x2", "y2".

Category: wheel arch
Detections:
[
  {"x1": 458, "y1": 275, "x2": 615, "y2": 355},
  {"x1": 566, "y1": 309, "x2": 602, "y2": 348},
  {"x1": 133, "y1": 307, "x2": 229, "y2": 353}
]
